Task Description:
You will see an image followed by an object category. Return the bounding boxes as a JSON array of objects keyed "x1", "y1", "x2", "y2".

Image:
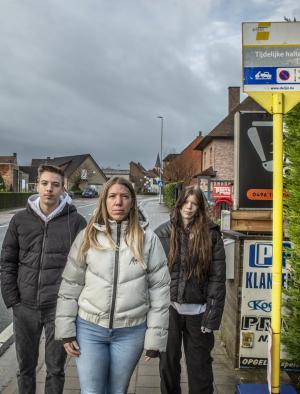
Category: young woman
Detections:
[
  {"x1": 155, "y1": 186, "x2": 226, "y2": 394},
  {"x1": 55, "y1": 177, "x2": 170, "y2": 394}
]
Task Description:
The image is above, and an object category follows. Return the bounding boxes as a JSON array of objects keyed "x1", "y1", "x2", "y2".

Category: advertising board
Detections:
[
  {"x1": 239, "y1": 239, "x2": 298, "y2": 369},
  {"x1": 234, "y1": 111, "x2": 273, "y2": 209},
  {"x1": 212, "y1": 185, "x2": 232, "y2": 198}
]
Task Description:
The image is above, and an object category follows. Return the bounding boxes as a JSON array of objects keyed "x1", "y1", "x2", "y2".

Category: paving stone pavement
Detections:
[{"x1": 1, "y1": 332, "x2": 294, "y2": 393}]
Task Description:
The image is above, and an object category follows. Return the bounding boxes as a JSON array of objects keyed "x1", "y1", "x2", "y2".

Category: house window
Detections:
[
  {"x1": 210, "y1": 147, "x2": 213, "y2": 167},
  {"x1": 203, "y1": 152, "x2": 206, "y2": 168},
  {"x1": 81, "y1": 169, "x2": 88, "y2": 179}
]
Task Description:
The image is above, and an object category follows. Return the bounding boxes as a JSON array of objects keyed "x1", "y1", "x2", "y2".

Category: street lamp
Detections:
[{"x1": 157, "y1": 116, "x2": 164, "y2": 204}]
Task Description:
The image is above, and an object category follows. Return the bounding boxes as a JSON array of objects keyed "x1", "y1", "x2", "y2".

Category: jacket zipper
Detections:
[
  {"x1": 37, "y1": 222, "x2": 48, "y2": 306},
  {"x1": 109, "y1": 223, "x2": 121, "y2": 329}
]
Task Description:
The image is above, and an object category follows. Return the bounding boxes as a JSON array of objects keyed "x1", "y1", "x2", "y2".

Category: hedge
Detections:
[
  {"x1": 0, "y1": 193, "x2": 35, "y2": 210},
  {"x1": 163, "y1": 181, "x2": 183, "y2": 209},
  {"x1": 282, "y1": 102, "x2": 300, "y2": 367}
]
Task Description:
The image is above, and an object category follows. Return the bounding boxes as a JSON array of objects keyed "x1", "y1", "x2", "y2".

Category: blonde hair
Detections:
[{"x1": 79, "y1": 177, "x2": 145, "y2": 264}]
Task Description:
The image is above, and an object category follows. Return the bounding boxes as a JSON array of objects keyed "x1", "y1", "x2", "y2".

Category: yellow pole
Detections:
[{"x1": 271, "y1": 92, "x2": 283, "y2": 394}]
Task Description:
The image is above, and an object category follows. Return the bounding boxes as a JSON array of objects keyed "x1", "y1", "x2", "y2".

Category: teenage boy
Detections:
[{"x1": 0, "y1": 165, "x2": 86, "y2": 394}]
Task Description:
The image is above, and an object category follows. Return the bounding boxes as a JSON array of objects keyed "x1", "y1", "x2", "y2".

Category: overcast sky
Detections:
[{"x1": 0, "y1": 0, "x2": 299, "y2": 169}]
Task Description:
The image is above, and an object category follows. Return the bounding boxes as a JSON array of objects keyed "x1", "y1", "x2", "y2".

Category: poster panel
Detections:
[
  {"x1": 239, "y1": 239, "x2": 298, "y2": 370},
  {"x1": 235, "y1": 111, "x2": 273, "y2": 209}
]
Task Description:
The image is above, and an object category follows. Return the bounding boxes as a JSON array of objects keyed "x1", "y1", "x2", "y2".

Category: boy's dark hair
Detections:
[{"x1": 37, "y1": 164, "x2": 64, "y2": 185}]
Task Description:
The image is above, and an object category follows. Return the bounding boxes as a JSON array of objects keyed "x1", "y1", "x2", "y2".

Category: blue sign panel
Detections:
[
  {"x1": 248, "y1": 241, "x2": 291, "y2": 268},
  {"x1": 244, "y1": 67, "x2": 276, "y2": 85}
]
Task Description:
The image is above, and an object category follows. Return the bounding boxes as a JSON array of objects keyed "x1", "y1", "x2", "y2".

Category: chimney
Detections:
[
  {"x1": 228, "y1": 87, "x2": 240, "y2": 114},
  {"x1": 198, "y1": 131, "x2": 202, "y2": 137},
  {"x1": 13, "y1": 153, "x2": 17, "y2": 157}
]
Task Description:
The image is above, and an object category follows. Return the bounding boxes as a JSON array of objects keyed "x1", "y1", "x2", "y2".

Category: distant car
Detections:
[{"x1": 82, "y1": 188, "x2": 98, "y2": 198}]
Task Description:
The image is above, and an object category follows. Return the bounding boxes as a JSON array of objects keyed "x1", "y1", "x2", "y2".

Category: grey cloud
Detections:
[{"x1": 0, "y1": 0, "x2": 299, "y2": 168}]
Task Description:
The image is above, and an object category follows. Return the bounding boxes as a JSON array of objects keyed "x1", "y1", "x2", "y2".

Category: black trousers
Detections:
[
  {"x1": 13, "y1": 304, "x2": 67, "y2": 394},
  {"x1": 160, "y1": 306, "x2": 214, "y2": 394}
]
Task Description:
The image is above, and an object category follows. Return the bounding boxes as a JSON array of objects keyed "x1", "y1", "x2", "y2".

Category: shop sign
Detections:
[{"x1": 239, "y1": 240, "x2": 298, "y2": 369}]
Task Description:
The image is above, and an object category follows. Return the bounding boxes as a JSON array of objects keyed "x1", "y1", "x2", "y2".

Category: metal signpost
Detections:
[
  {"x1": 237, "y1": 21, "x2": 300, "y2": 394},
  {"x1": 157, "y1": 116, "x2": 164, "y2": 204}
]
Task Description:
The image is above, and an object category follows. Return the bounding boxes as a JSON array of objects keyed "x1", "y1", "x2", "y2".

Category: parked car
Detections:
[{"x1": 82, "y1": 187, "x2": 98, "y2": 198}]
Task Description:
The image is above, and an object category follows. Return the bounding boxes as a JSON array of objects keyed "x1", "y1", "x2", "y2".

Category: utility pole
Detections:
[{"x1": 157, "y1": 116, "x2": 164, "y2": 204}]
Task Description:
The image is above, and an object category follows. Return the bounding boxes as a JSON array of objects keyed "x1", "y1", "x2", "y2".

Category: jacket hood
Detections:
[
  {"x1": 137, "y1": 204, "x2": 149, "y2": 229},
  {"x1": 27, "y1": 192, "x2": 76, "y2": 222}
]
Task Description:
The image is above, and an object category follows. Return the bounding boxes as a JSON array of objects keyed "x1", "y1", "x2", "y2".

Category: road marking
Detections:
[
  {"x1": 0, "y1": 224, "x2": 9, "y2": 228},
  {"x1": 0, "y1": 323, "x2": 13, "y2": 347},
  {"x1": 76, "y1": 202, "x2": 98, "y2": 209}
]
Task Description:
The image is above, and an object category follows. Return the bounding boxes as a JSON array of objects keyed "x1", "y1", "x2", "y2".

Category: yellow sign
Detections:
[{"x1": 242, "y1": 22, "x2": 300, "y2": 113}]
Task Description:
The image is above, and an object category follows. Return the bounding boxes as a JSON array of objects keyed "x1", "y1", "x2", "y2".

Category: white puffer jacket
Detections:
[{"x1": 55, "y1": 219, "x2": 170, "y2": 352}]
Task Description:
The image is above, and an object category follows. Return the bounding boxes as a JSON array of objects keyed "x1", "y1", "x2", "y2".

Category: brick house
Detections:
[
  {"x1": 23, "y1": 154, "x2": 107, "y2": 192},
  {"x1": 129, "y1": 161, "x2": 147, "y2": 192},
  {"x1": 129, "y1": 161, "x2": 160, "y2": 193},
  {"x1": 0, "y1": 153, "x2": 29, "y2": 192},
  {"x1": 162, "y1": 154, "x2": 179, "y2": 182},
  {"x1": 163, "y1": 133, "x2": 203, "y2": 186},
  {"x1": 195, "y1": 87, "x2": 265, "y2": 189}
]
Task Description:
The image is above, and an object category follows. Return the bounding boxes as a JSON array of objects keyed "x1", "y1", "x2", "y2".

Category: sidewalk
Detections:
[{"x1": 1, "y1": 332, "x2": 293, "y2": 394}]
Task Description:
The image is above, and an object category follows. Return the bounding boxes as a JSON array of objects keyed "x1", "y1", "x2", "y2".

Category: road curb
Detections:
[{"x1": 0, "y1": 323, "x2": 14, "y2": 357}]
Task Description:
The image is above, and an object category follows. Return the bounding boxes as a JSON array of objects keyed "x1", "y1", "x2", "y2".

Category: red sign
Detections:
[{"x1": 212, "y1": 186, "x2": 232, "y2": 198}]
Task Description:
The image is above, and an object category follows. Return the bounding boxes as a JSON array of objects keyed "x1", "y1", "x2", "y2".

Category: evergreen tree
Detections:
[{"x1": 282, "y1": 103, "x2": 300, "y2": 364}]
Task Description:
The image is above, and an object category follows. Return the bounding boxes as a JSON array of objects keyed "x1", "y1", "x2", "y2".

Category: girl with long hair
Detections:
[
  {"x1": 155, "y1": 185, "x2": 226, "y2": 394},
  {"x1": 55, "y1": 177, "x2": 170, "y2": 394}
]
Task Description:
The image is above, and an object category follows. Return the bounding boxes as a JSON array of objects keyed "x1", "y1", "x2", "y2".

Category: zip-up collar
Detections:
[
  {"x1": 109, "y1": 222, "x2": 121, "y2": 329},
  {"x1": 93, "y1": 216, "x2": 148, "y2": 232},
  {"x1": 28, "y1": 192, "x2": 72, "y2": 223}
]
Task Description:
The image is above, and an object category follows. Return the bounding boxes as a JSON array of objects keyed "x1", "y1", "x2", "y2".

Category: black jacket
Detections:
[
  {"x1": 155, "y1": 220, "x2": 226, "y2": 330},
  {"x1": 0, "y1": 203, "x2": 86, "y2": 309}
]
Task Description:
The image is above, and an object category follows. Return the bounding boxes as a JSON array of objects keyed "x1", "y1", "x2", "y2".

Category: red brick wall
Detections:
[
  {"x1": 129, "y1": 162, "x2": 145, "y2": 191},
  {"x1": 202, "y1": 140, "x2": 234, "y2": 180},
  {"x1": 214, "y1": 140, "x2": 234, "y2": 180}
]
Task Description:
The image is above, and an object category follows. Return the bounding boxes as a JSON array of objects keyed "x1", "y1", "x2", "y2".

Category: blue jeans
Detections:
[{"x1": 76, "y1": 316, "x2": 147, "y2": 394}]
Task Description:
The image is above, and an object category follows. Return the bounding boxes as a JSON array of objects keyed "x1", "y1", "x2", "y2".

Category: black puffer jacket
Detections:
[
  {"x1": 0, "y1": 203, "x2": 86, "y2": 309},
  {"x1": 155, "y1": 220, "x2": 226, "y2": 330}
]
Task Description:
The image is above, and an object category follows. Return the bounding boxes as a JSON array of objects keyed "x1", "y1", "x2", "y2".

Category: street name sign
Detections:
[{"x1": 243, "y1": 22, "x2": 300, "y2": 93}]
